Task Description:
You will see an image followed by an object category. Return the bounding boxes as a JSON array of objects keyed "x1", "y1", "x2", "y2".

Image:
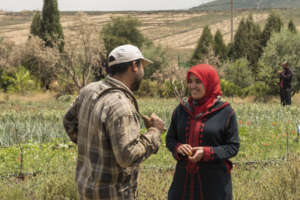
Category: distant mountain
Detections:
[{"x1": 191, "y1": 0, "x2": 300, "y2": 11}]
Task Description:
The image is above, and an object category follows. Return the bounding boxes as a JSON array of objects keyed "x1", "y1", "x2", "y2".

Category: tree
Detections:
[
  {"x1": 213, "y1": 30, "x2": 228, "y2": 61},
  {"x1": 261, "y1": 12, "x2": 283, "y2": 47},
  {"x1": 258, "y1": 29, "x2": 300, "y2": 95},
  {"x1": 288, "y1": 19, "x2": 297, "y2": 34},
  {"x1": 191, "y1": 26, "x2": 213, "y2": 65},
  {"x1": 102, "y1": 16, "x2": 146, "y2": 55},
  {"x1": 30, "y1": 11, "x2": 42, "y2": 38},
  {"x1": 230, "y1": 16, "x2": 262, "y2": 78},
  {"x1": 102, "y1": 15, "x2": 168, "y2": 79},
  {"x1": 21, "y1": 36, "x2": 60, "y2": 90},
  {"x1": 57, "y1": 13, "x2": 106, "y2": 91},
  {"x1": 41, "y1": 0, "x2": 64, "y2": 51}
]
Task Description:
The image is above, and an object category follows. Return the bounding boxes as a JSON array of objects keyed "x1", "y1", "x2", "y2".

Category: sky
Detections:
[{"x1": 0, "y1": 0, "x2": 214, "y2": 12}]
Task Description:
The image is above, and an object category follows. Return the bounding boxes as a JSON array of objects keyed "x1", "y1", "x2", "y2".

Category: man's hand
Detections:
[{"x1": 142, "y1": 113, "x2": 166, "y2": 133}]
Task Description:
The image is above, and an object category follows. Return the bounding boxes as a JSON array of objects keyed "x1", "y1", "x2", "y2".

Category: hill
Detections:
[
  {"x1": 191, "y1": 0, "x2": 300, "y2": 11},
  {"x1": 0, "y1": 8, "x2": 300, "y2": 60}
]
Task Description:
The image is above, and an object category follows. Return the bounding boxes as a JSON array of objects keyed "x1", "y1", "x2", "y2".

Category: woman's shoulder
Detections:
[
  {"x1": 213, "y1": 99, "x2": 234, "y2": 114},
  {"x1": 170, "y1": 98, "x2": 190, "y2": 114}
]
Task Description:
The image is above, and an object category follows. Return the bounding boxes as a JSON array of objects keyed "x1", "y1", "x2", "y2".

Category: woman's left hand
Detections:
[{"x1": 188, "y1": 147, "x2": 204, "y2": 163}]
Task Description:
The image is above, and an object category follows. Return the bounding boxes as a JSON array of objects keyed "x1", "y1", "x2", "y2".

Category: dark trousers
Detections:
[{"x1": 280, "y1": 88, "x2": 291, "y2": 106}]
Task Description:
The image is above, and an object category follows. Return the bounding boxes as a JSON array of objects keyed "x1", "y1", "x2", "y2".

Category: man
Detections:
[
  {"x1": 63, "y1": 44, "x2": 165, "y2": 200},
  {"x1": 279, "y1": 61, "x2": 293, "y2": 106}
]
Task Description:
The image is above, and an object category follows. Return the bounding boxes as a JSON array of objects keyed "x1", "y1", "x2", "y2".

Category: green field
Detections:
[{"x1": 0, "y1": 95, "x2": 299, "y2": 199}]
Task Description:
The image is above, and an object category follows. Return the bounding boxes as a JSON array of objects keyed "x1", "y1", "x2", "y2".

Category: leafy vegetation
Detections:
[{"x1": 0, "y1": 97, "x2": 300, "y2": 199}]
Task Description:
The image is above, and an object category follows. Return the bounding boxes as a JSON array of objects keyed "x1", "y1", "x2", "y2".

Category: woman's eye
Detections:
[{"x1": 196, "y1": 79, "x2": 202, "y2": 84}]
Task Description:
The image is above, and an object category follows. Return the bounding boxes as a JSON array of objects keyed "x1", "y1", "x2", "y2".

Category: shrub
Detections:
[
  {"x1": 222, "y1": 58, "x2": 254, "y2": 89},
  {"x1": 1, "y1": 66, "x2": 38, "y2": 93}
]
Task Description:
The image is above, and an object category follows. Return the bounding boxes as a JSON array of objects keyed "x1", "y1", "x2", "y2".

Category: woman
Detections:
[{"x1": 166, "y1": 64, "x2": 240, "y2": 200}]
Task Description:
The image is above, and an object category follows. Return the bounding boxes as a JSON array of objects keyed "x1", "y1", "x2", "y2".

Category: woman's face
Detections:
[{"x1": 188, "y1": 73, "x2": 205, "y2": 100}]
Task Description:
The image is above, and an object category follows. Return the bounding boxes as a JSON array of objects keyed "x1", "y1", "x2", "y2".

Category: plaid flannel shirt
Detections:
[{"x1": 63, "y1": 76, "x2": 161, "y2": 200}]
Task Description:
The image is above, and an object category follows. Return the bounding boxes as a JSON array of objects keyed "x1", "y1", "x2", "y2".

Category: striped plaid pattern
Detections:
[{"x1": 63, "y1": 76, "x2": 161, "y2": 200}]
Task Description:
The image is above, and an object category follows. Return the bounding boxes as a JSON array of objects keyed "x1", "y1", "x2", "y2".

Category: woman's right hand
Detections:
[{"x1": 176, "y1": 144, "x2": 192, "y2": 156}]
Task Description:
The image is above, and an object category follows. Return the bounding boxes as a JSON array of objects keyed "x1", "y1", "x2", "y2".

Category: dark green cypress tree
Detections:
[
  {"x1": 230, "y1": 19, "x2": 247, "y2": 59},
  {"x1": 213, "y1": 30, "x2": 228, "y2": 61},
  {"x1": 190, "y1": 26, "x2": 213, "y2": 65},
  {"x1": 288, "y1": 19, "x2": 297, "y2": 34},
  {"x1": 41, "y1": 0, "x2": 64, "y2": 51},
  {"x1": 230, "y1": 16, "x2": 262, "y2": 79},
  {"x1": 30, "y1": 11, "x2": 43, "y2": 38},
  {"x1": 261, "y1": 12, "x2": 283, "y2": 47}
]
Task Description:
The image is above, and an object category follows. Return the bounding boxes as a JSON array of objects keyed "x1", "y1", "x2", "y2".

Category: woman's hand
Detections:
[
  {"x1": 176, "y1": 144, "x2": 192, "y2": 156},
  {"x1": 188, "y1": 146, "x2": 204, "y2": 163}
]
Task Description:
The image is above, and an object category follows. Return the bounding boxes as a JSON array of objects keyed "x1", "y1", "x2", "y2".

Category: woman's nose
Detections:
[{"x1": 190, "y1": 82, "x2": 196, "y2": 89}]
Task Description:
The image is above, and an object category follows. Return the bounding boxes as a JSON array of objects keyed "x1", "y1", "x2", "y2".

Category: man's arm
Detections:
[
  {"x1": 107, "y1": 111, "x2": 162, "y2": 168},
  {"x1": 63, "y1": 96, "x2": 81, "y2": 143}
]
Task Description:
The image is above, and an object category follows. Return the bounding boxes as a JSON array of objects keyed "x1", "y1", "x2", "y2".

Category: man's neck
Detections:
[{"x1": 112, "y1": 74, "x2": 132, "y2": 90}]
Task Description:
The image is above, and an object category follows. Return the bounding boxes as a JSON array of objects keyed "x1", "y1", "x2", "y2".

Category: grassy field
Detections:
[{"x1": 0, "y1": 93, "x2": 299, "y2": 199}]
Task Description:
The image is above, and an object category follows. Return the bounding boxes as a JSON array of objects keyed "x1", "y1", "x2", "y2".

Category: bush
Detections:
[
  {"x1": 220, "y1": 79, "x2": 244, "y2": 97},
  {"x1": 142, "y1": 44, "x2": 169, "y2": 79},
  {"x1": 137, "y1": 79, "x2": 185, "y2": 98},
  {"x1": 222, "y1": 58, "x2": 254, "y2": 89},
  {"x1": 1, "y1": 66, "x2": 38, "y2": 93},
  {"x1": 137, "y1": 79, "x2": 159, "y2": 97}
]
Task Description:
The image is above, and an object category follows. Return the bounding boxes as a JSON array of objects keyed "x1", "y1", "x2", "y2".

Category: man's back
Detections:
[{"x1": 64, "y1": 76, "x2": 161, "y2": 200}]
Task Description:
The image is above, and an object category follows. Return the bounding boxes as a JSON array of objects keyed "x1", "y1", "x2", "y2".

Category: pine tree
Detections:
[
  {"x1": 229, "y1": 19, "x2": 247, "y2": 59},
  {"x1": 230, "y1": 16, "x2": 262, "y2": 79},
  {"x1": 190, "y1": 26, "x2": 213, "y2": 65},
  {"x1": 213, "y1": 30, "x2": 228, "y2": 61},
  {"x1": 288, "y1": 19, "x2": 297, "y2": 34},
  {"x1": 41, "y1": 0, "x2": 64, "y2": 51},
  {"x1": 261, "y1": 12, "x2": 283, "y2": 47},
  {"x1": 30, "y1": 11, "x2": 42, "y2": 38}
]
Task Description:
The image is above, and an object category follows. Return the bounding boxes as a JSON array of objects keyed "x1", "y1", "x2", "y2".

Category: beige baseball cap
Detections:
[{"x1": 108, "y1": 44, "x2": 153, "y2": 67}]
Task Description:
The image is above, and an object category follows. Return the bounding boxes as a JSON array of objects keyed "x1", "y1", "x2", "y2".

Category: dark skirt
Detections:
[{"x1": 168, "y1": 162, "x2": 232, "y2": 200}]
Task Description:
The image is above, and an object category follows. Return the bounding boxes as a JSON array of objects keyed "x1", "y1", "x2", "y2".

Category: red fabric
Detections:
[
  {"x1": 202, "y1": 146, "x2": 214, "y2": 161},
  {"x1": 187, "y1": 64, "x2": 222, "y2": 115}
]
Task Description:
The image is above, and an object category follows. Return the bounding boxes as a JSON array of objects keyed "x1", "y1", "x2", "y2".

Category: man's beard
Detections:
[{"x1": 131, "y1": 77, "x2": 142, "y2": 91}]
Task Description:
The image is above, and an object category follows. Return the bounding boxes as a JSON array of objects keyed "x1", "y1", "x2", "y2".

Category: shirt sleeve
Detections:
[
  {"x1": 166, "y1": 108, "x2": 186, "y2": 161},
  {"x1": 106, "y1": 109, "x2": 161, "y2": 168},
  {"x1": 203, "y1": 110, "x2": 240, "y2": 161},
  {"x1": 63, "y1": 95, "x2": 81, "y2": 143}
]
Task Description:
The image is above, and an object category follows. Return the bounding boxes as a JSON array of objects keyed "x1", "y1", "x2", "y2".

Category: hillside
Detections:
[
  {"x1": 0, "y1": 8, "x2": 300, "y2": 59},
  {"x1": 192, "y1": 0, "x2": 300, "y2": 11}
]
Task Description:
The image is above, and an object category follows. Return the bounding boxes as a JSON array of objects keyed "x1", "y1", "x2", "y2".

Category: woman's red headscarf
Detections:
[{"x1": 187, "y1": 64, "x2": 222, "y2": 115}]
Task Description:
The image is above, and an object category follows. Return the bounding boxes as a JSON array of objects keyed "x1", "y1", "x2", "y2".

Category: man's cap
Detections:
[{"x1": 108, "y1": 44, "x2": 153, "y2": 67}]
